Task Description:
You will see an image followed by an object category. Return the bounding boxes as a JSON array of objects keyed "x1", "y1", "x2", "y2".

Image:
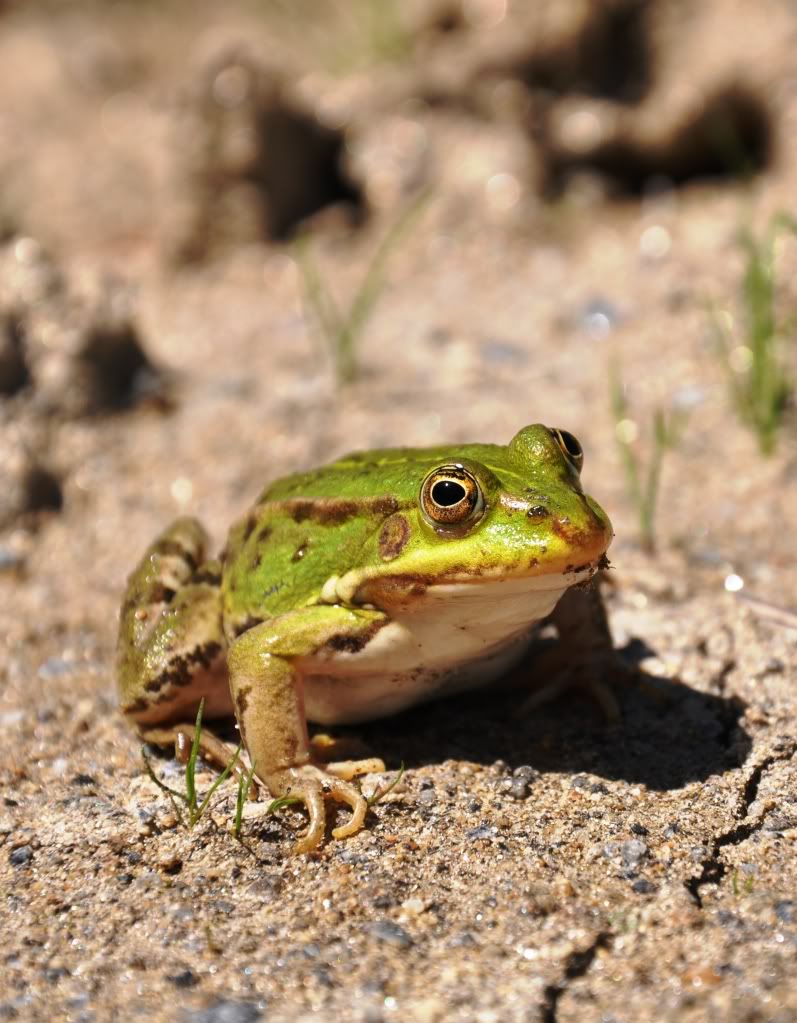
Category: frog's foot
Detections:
[
  {"x1": 269, "y1": 765, "x2": 369, "y2": 855},
  {"x1": 520, "y1": 650, "x2": 636, "y2": 725},
  {"x1": 520, "y1": 669, "x2": 621, "y2": 724},
  {"x1": 140, "y1": 723, "x2": 258, "y2": 799}
]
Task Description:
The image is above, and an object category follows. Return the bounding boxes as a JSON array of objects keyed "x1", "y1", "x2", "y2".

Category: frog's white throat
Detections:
[{"x1": 302, "y1": 568, "x2": 590, "y2": 726}]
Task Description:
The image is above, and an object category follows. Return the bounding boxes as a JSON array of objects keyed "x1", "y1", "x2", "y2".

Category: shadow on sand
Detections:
[{"x1": 357, "y1": 637, "x2": 751, "y2": 791}]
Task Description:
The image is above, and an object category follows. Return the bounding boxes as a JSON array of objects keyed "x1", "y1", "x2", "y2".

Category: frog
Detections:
[{"x1": 117, "y1": 424, "x2": 615, "y2": 853}]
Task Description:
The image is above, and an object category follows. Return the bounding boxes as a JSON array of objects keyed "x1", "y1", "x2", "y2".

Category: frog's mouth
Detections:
[{"x1": 351, "y1": 553, "x2": 608, "y2": 609}]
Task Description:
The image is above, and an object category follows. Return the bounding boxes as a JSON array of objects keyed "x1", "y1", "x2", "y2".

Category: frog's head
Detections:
[{"x1": 343, "y1": 424, "x2": 612, "y2": 609}]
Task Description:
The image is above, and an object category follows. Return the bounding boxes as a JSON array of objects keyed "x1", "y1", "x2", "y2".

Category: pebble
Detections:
[
  {"x1": 169, "y1": 968, "x2": 198, "y2": 988},
  {"x1": 465, "y1": 824, "x2": 497, "y2": 841},
  {"x1": 367, "y1": 920, "x2": 413, "y2": 948},
  {"x1": 9, "y1": 845, "x2": 33, "y2": 866},
  {"x1": 183, "y1": 999, "x2": 263, "y2": 1023},
  {"x1": 621, "y1": 840, "x2": 649, "y2": 867}
]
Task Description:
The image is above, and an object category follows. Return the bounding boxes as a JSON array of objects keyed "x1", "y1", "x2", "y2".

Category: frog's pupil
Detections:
[{"x1": 432, "y1": 480, "x2": 466, "y2": 507}]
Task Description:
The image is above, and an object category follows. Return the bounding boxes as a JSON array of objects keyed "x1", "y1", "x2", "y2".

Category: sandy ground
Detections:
[{"x1": 1, "y1": 1, "x2": 797, "y2": 1020}]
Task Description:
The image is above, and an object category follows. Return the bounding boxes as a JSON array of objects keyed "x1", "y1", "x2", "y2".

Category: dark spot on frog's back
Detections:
[
  {"x1": 235, "y1": 685, "x2": 252, "y2": 718},
  {"x1": 378, "y1": 514, "x2": 411, "y2": 562},
  {"x1": 285, "y1": 495, "x2": 401, "y2": 525}
]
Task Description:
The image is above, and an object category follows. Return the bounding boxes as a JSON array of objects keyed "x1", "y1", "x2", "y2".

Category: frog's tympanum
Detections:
[{"x1": 118, "y1": 425, "x2": 614, "y2": 852}]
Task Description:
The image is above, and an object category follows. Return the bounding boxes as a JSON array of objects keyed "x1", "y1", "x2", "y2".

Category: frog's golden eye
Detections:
[
  {"x1": 549, "y1": 427, "x2": 584, "y2": 472},
  {"x1": 420, "y1": 465, "x2": 484, "y2": 529}
]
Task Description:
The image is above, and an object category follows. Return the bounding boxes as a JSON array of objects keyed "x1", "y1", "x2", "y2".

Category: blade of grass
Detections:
[
  {"x1": 295, "y1": 188, "x2": 431, "y2": 385},
  {"x1": 193, "y1": 744, "x2": 243, "y2": 826},
  {"x1": 266, "y1": 794, "x2": 304, "y2": 814},
  {"x1": 185, "y1": 699, "x2": 205, "y2": 824},
  {"x1": 233, "y1": 758, "x2": 259, "y2": 841},
  {"x1": 140, "y1": 746, "x2": 187, "y2": 827},
  {"x1": 367, "y1": 762, "x2": 405, "y2": 807}
]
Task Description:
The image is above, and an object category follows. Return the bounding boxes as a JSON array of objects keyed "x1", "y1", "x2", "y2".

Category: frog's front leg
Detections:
[
  {"x1": 117, "y1": 517, "x2": 243, "y2": 779},
  {"x1": 521, "y1": 581, "x2": 627, "y2": 721},
  {"x1": 227, "y1": 605, "x2": 388, "y2": 854}
]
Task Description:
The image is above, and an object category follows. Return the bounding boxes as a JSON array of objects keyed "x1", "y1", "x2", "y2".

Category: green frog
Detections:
[{"x1": 117, "y1": 424, "x2": 614, "y2": 853}]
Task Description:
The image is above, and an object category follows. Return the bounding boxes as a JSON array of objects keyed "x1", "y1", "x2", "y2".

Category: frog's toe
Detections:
[
  {"x1": 521, "y1": 672, "x2": 621, "y2": 724},
  {"x1": 325, "y1": 757, "x2": 386, "y2": 781},
  {"x1": 327, "y1": 777, "x2": 368, "y2": 840},
  {"x1": 280, "y1": 772, "x2": 326, "y2": 855}
]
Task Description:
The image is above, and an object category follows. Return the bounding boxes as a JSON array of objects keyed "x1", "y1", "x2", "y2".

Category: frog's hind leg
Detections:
[
  {"x1": 117, "y1": 516, "x2": 236, "y2": 760},
  {"x1": 139, "y1": 722, "x2": 257, "y2": 797}
]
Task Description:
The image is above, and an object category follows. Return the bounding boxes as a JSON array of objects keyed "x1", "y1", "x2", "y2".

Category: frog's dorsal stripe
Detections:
[{"x1": 258, "y1": 495, "x2": 414, "y2": 525}]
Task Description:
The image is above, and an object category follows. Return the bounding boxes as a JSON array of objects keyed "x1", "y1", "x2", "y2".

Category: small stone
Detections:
[
  {"x1": 9, "y1": 845, "x2": 33, "y2": 866},
  {"x1": 632, "y1": 879, "x2": 657, "y2": 895},
  {"x1": 367, "y1": 920, "x2": 413, "y2": 948},
  {"x1": 465, "y1": 824, "x2": 496, "y2": 841},
  {"x1": 621, "y1": 840, "x2": 648, "y2": 867},
  {"x1": 158, "y1": 854, "x2": 183, "y2": 875},
  {"x1": 116, "y1": 873, "x2": 134, "y2": 886},
  {"x1": 629, "y1": 823, "x2": 648, "y2": 836},
  {"x1": 663, "y1": 823, "x2": 680, "y2": 839},
  {"x1": 417, "y1": 788, "x2": 437, "y2": 807},
  {"x1": 552, "y1": 877, "x2": 576, "y2": 898},
  {"x1": 775, "y1": 901, "x2": 794, "y2": 924},
  {"x1": 71, "y1": 774, "x2": 96, "y2": 787},
  {"x1": 183, "y1": 999, "x2": 262, "y2": 1023},
  {"x1": 506, "y1": 778, "x2": 531, "y2": 800},
  {"x1": 169, "y1": 968, "x2": 198, "y2": 988}
]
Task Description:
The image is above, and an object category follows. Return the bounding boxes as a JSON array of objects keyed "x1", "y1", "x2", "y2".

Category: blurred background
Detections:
[{"x1": 1, "y1": 0, "x2": 795, "y2": 601}]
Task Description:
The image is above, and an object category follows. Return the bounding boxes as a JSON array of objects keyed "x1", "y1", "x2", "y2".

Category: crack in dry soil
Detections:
[
  {"x1": 539, "y1": 931, "x2": 613, "y2": 1023},
  {"x1": 685, "y1": 737, "x2": 797, "y2": 909}
]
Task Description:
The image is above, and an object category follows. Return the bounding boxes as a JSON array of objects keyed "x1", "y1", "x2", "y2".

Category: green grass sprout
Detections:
[
  {"x1": 610, "y1": 364, "x2": 690, "y2": 554},
  {"x1": 265, "y1": 794, "x2": 305, "y2": 815},
  {"x1": 233, "y1": 759, "x2": 259, "y2": 841},
  {"x1": 295, "y1": 189, "x2": 430, "y2": 385},
  {"x1": 141, "y1": 747, "x2": 187, "y2": 827},
  {"x1": 141, "y1": 698, "x2": 242, "y2": 828},
  {"x1": 367, "y1": 762, "x2": 405, "y2": 807},
  {"x1": 710, "y1": 212, "x2": 797, "y2": 455}
]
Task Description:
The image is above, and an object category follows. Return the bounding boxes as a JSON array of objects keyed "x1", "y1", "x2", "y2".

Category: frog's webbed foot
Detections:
[
  {"x1": 519, "y1": 640, "x2": 643, "y2": 725},
  {"x1": 520, "y1": 653, "x2": 626, "y2": 724},
  {"x1": 140, "y1": 723, "x2": 258, "y2": 799},
  {"x1": 273, "y1": 765, "x2": 370, "y2": 855}
]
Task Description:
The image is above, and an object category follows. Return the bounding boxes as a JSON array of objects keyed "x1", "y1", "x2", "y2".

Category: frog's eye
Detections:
[
  {"x1": 420, "y1": 465, "x2": 485, "y2": 530},
  {"x1": 549, "y1": 428, "x2": 584, "y2": 472}
]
